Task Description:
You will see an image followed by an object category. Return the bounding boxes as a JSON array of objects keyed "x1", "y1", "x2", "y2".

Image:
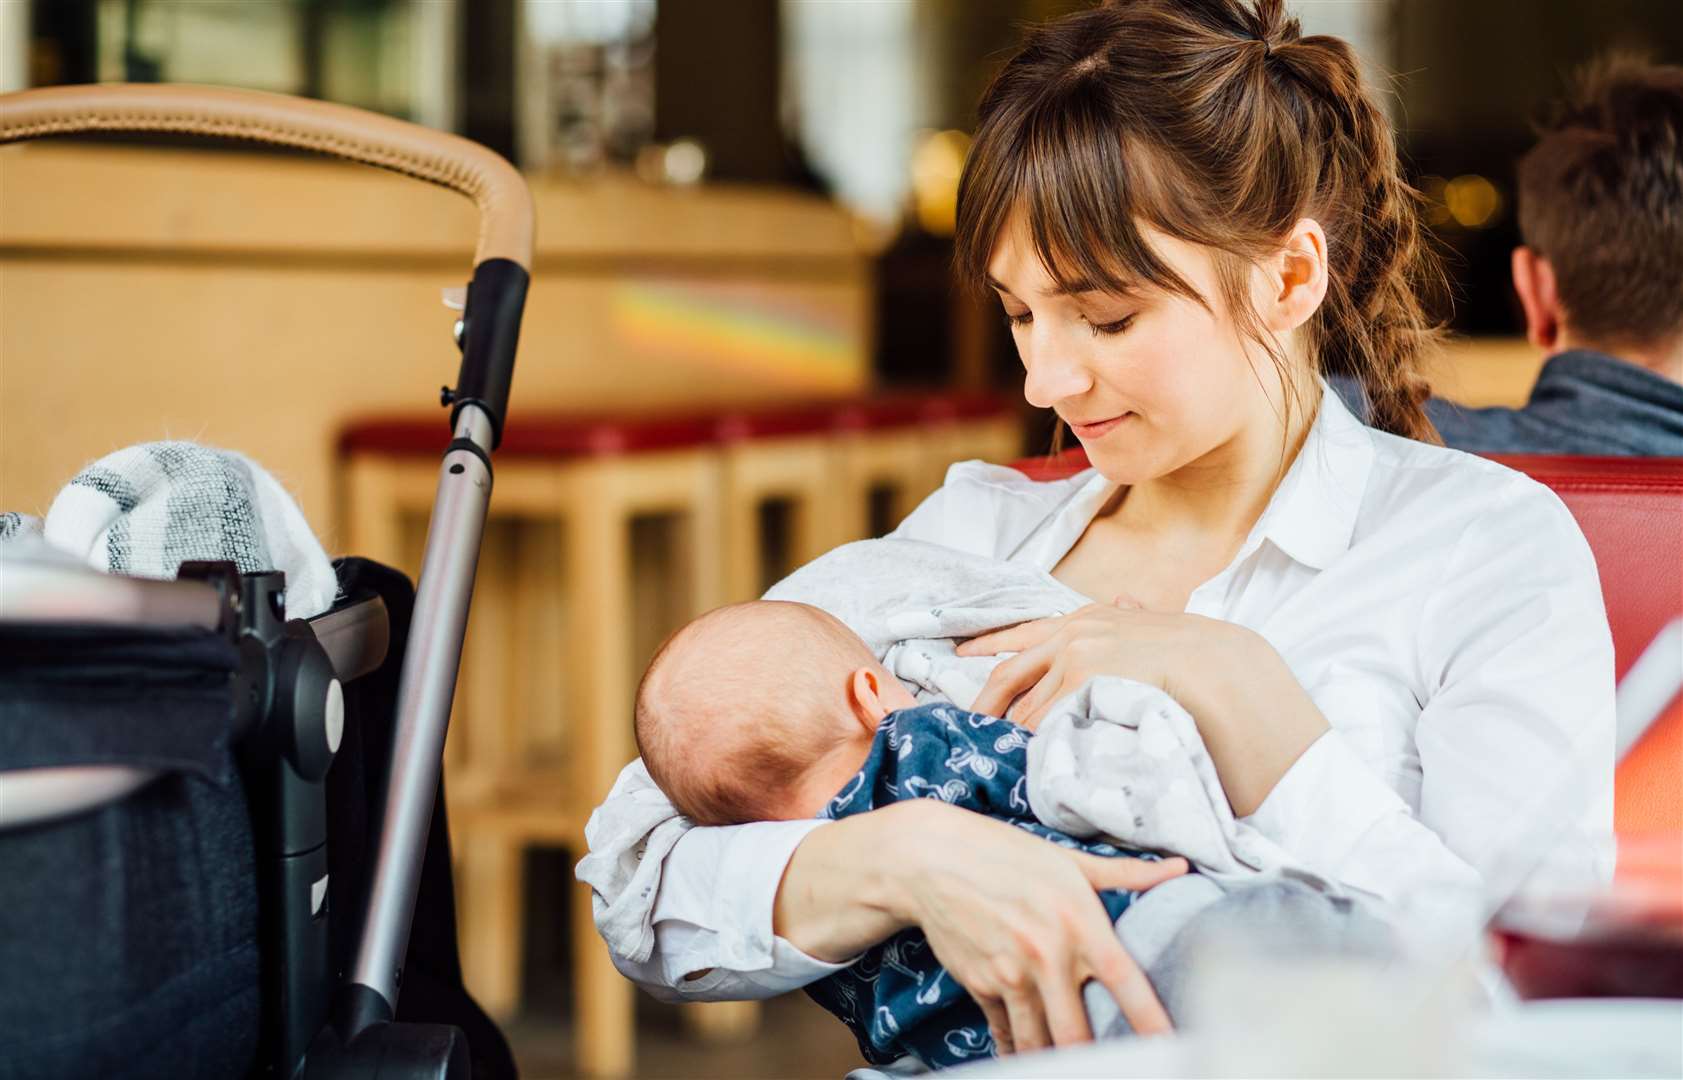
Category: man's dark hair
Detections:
[{"x1": 1517, "y1": 54, "x2": 1683, "y2": 348}]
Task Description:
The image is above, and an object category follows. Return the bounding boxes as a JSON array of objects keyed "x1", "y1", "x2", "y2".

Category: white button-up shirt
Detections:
[{"x1": 597, "y1": 380, "x2": 1616, "y2": 1001}]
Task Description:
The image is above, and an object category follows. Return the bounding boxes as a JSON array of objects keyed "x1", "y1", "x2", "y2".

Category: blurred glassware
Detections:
[
  {"x1": 90, "y1": 0, "x2": 451, "y2": 127},
  {"x1": 1493, "y1": 831, "x2": 1683, "y2": 1001},
  {"x1": 518, "y1": 0, "x2": 656, "y2": 176},
  {"x1": 634, "y1": 137, "x2": 707, "y2": 187},
  {"x1": 1182, "y1": 894, "x2": 1474, "y2": 1079},
  {"x1": 780, "y1": 0, "x2": 918, "y2": 230},
  {"x1": 909, "y1": 128, "x2": 969, "y2": 237}
]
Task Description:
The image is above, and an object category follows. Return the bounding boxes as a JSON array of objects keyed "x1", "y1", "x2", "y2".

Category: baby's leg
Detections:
[{"x1": 1082, "y1": 876, "x2": 1396, "y2": 1038}]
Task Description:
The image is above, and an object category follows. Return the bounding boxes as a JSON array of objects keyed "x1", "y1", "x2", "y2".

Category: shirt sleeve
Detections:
[
  {"x1": 605, "y1": 817, "x2": 858, "y2": 1002},
  {"x1": 1244, "y1": 476, "x2": 1617, "y2": 918}
]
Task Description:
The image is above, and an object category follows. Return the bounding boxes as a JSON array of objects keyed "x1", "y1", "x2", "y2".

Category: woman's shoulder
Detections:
[
  {"x1": 888, "y1": 458, "x2": 1098, "y2": 559},
  {"x1": 1357, "y1": 426, "x2": 1595, "y2": 573}
]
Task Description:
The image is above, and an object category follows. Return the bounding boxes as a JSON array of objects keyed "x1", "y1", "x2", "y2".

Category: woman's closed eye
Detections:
[
  {"x1": 1000, "y1": 309, "x2": 1137, "y2": 337},
  {"x1": 1084, "y1": 313, "x2": 1137, "y2": 337}
]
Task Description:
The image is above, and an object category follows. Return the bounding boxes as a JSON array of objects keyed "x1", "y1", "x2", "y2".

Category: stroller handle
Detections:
[
  {"x1": 0, "y1": 83, "x2": 532, "y2": 446},
  {"x1": 0, "y1": 82, "x2": 531, "y2": 270}
]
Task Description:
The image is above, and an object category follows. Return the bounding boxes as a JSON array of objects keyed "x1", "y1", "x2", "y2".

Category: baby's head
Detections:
[{"x1": 634, "y1": 600, "x2": 917, "y2": 825}]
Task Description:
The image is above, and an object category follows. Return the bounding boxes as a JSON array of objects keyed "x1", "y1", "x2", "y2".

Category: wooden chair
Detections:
[
  {"x1": 921, "y1": 390, "x2": 1025, "y2": 486},
  {"x1": 829, "y1": 395, "x2": 948, "y2": 541},
  {"x1": 342, "y1": 412, "x2": 726, "y2": 1078},
  {"x1": 714, "y1": 403, "x2": 853, "y2": 602}
]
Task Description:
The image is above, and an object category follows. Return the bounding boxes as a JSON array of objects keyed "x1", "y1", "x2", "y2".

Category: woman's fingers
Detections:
[
  {"x1": 1001, "y1": 986, "x2": 1052, "y2": 1053},
  {"x1": 1073, "y1": 851, "x2": 1189, "y2": 893},
  {"x1": 976, "y1": 996, "x2": 1015, "y2": 1056},
  {"x1": 956, "y1": 615, "x2": 1059, "y2": 657},
  {"x1": 1038, "y1": 962, "x2": 1095, "y2": 1047},
  {"x1": 1085, "y1": 936, "x2": 1172, "y2": 1035},
  {"x1": 1006, "y1": 657, "x2": 1069, "y2": 732},
  {"x1": 971, "y1": 639, "x2": 1055, "y2": 719}
]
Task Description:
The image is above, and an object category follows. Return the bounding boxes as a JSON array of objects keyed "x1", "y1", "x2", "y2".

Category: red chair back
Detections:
[{"x1": 1006, "y1": 449, "x2": 1683, "y2": 832}]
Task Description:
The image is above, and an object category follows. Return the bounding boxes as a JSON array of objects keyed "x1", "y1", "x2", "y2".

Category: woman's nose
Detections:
[{"x1": 1020, "y1": 337, "x2": 1094, "y2": 410}]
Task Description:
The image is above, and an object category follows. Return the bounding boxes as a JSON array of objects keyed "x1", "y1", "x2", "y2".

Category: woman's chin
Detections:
[{"x1": 1082, "y1": 438, "x2": 1200, "y2": 488}]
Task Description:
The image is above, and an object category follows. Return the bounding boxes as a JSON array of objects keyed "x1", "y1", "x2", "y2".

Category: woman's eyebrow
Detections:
[{"x1": 986, "y1": 273, "x2": 1136, "y2": 299}]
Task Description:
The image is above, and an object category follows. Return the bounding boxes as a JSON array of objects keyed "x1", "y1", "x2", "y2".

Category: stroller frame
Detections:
[{"x1": 0, "y1": 83, "x2": 532, "y2": 1078}]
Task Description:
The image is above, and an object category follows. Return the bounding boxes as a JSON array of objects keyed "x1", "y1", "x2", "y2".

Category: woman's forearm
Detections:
[
  {"x1": 1178, "y1": 628, "x2": 1329, "y2": 818},
  {"x1": 772, "y1": 801, "x2": 928, "y2": 962}
]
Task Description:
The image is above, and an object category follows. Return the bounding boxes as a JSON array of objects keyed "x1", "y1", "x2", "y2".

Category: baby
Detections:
[
  {"x1": 633, "y1": 598, "x2": 919, "y2": 827},
  {"x1": 633, "y1": 598, "x2": 1165, "y2": 1069}
]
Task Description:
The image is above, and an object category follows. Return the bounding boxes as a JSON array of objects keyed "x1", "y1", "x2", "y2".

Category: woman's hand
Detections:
[
  {"x1": 895, "y1": 801, "x2": 1188, "y2": 1052},
  {"x1": 958, "y1": 598, "x2": 1237, "y2": 732},
  {"x1": 958, "y1": 600, "x2": 1331, "y2": 816},
  {"x1": 776, "y1": 800, "x2": 1187, "y2": 1051}
]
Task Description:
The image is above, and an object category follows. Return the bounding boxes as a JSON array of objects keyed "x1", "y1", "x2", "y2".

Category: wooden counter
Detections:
[{"x1": 0, "y1": 143, "x2": 873, "y2": 542}]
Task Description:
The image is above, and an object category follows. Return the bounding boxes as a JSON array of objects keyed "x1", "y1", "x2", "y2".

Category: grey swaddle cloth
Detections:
[{"x1": 764, "y1": 538, "x2": 1323, "y2": 886}]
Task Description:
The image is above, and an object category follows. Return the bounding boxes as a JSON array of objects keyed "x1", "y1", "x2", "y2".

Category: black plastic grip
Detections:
[{"x1": 449, "y1": 257, "x2": 528, "y2": 449}]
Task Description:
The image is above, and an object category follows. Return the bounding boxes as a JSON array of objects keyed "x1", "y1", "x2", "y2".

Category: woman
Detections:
[{"x1": 581, "y1": 0, "x2": 1615, "y2": 1059}]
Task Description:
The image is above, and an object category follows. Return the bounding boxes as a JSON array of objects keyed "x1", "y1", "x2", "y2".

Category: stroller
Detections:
[{"x1": 0, "y1": 84, "x2": 530, "y2": 1079}]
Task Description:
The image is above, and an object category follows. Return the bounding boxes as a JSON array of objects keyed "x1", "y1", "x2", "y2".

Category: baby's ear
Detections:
[{"x1": 847, "y1": 667, "x2": 890, "y2": 730}]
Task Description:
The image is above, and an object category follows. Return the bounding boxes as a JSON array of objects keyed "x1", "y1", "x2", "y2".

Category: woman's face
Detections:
[{"x1": 986, "y1": 212, "x2": 1289, "y2": 488}]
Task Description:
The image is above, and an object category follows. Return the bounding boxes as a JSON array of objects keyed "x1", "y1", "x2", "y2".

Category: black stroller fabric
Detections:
[
  {"x1": 0, "y1": 559, "x2": 517, "y2": 1080},
  {"x1": 329, "y1": 558, "x2": 517, "y2": 1080},
  {"x1": 0, "y1": 623, "x2": 261, "y2": 1080}
]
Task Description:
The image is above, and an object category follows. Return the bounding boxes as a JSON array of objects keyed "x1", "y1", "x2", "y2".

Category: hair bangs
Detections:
[{"x1": 957, "y1": 74, "x2": 1200, "y2": 306}]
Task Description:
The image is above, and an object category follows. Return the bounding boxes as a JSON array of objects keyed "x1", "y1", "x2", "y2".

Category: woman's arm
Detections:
[
  {"x1": 1164, "y1": 624, "x2": 1329, "y2": 818},
  {"x1": 582, "y1": 750, "x2": 1188, "y2": 1046},
  {"x1": 1235, "y1": 482, "x2": 1617, "y2": 913},
  {"x1": 579, "y1": 758, "x2": 858, "y2": 1002},
  {"x1": 776, "y1": 798, "x2": 1189, "y2": 1051}
]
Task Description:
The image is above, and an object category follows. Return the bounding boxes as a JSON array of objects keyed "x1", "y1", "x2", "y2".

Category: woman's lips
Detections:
[{"x1": 1070, "y1": 413, "x2": 1131, "y2": 438}]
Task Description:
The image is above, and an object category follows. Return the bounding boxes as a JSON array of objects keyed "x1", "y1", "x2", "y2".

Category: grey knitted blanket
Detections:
[{"x1": 5, "y1": 442, "x2": 336, "y2": 619}]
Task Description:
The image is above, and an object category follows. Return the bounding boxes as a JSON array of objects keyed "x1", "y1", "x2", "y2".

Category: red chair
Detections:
[{"x1": 1006, "y1": 449, "x2": 1683, "y2": 837}]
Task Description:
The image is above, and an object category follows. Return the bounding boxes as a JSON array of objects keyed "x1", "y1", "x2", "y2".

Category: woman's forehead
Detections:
[{"x1": 985, "y1": 213, "x2": 1191, "y2": 300}]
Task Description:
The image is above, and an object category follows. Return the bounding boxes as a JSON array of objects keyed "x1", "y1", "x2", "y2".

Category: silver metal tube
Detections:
[
  {"x1": 0, "y1": 552, "x2": 223, "y2": 629},
  {"x1": 349, "y1": 405, "x2": 493, "y2": 1009},
  {"x1": 0, "y1": 766, "x2": 159, "y2": 831}
]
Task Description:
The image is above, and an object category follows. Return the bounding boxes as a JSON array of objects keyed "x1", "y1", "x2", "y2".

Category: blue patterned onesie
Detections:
[{"x1": 805, "y1": 702, "x2": 1152, "y2": 1070}]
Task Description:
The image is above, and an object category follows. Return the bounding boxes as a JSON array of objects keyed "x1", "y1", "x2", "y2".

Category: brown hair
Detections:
[
  {"x1": 1517, "y1": 54, "x2": 1683, "y2": 350},
  {"x1": 954, "y1": 0, "x2": 1444, "y2": 451}
]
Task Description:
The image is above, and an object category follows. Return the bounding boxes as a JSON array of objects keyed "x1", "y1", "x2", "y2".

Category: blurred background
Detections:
[{"x1": 3, "y1": 2, "x2": 1680, "y2": 1078}]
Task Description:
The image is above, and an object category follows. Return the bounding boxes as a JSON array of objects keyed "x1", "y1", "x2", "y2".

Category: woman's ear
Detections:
[{"x1": 1263, "y1": 218, "x2": 1330, "y2": 334}]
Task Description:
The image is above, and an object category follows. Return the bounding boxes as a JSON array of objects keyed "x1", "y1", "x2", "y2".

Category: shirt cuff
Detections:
[
  {"x1": 651, "y1": 816, "x2": 858, "y2": 985},
  {"x1": 1241, "y1": 729, "x2": 1410, "y2": 882}
]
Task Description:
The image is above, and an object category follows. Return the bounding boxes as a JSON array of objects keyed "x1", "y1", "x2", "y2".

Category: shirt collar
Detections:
[
  {"x1": 1242, "y1": 376, "x2": 1376, "y2": 571},
  {"x1": 1021, "y1": 377, "x2": 1375, "y2": 575}
]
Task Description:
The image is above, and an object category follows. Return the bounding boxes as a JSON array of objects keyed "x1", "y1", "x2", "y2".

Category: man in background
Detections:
[{"x1": 1349, "y1": 56, "x2": 1683, "y2": 454}]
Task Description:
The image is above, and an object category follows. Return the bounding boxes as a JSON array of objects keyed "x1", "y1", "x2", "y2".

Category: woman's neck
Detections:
[{"x1": 1101, "y1": 386, "x2": 1320, "y2": 553}]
